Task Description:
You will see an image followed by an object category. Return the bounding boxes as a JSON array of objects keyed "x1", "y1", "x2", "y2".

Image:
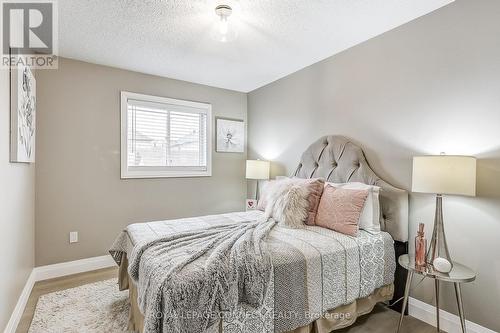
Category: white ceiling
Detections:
[{"x1": 58, "y1": 0, "x2": 454, "y2": 92}]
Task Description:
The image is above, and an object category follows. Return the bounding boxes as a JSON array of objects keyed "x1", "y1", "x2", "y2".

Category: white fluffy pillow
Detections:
[
  {"x1": 264, "y1": 178, "x2": 310, "y2": 228},
  {"x1": 327, "y1": 182, "x2": 381, "y2": 234}
]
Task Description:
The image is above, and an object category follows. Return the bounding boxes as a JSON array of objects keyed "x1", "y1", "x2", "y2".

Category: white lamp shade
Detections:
[
  {"x1": 246, "y1": 160, "x2": 270, "y2": 180},
  {"x1": 412, "y1": 155, "x2": 476, "y2": 196}
]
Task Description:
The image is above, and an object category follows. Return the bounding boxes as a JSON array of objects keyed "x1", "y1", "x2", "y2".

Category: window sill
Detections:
[{"x1": 121, "y1": 169, "x2": 212, "y2": 179}]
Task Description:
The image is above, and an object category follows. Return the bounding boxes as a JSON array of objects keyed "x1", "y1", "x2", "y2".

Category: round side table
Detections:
[{"x1": 396, "y1": 254, "x2": 476, "y2": 333}]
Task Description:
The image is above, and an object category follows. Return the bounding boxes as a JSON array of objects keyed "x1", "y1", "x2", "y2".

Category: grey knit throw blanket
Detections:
[{"x1": 128, "y1": 218, "x2": 277, "y2": 333}]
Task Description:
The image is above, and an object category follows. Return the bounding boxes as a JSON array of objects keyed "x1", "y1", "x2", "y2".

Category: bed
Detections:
[{"x1": 110, "y1": 135, "x2": 409, "y2": 333}]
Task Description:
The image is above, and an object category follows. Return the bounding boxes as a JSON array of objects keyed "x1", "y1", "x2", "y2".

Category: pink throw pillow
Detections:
[
  {"x1": 315, "y1": 185, "x2": 369, "y2": 236},
  {"x1": 302, "y1": 178, "x2": 325, "y2": 226}
]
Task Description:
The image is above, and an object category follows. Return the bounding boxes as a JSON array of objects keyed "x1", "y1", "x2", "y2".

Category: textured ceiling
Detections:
[{"x1": 58, "y1": 0, "x2": 454, "y2": 92}]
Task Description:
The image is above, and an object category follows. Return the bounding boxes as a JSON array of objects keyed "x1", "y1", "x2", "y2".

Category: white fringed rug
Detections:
[{"x1": 28, "y1": 279, "x2": 130, "y2": 333}]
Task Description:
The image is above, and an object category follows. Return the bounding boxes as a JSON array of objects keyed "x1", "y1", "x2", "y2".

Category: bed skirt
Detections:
[{"x1": 118, "y1": 256, "x2": 394, "y2": 333}]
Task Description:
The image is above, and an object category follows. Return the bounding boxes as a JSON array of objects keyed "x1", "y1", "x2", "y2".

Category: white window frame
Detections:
[{"x1": 120, "y1": 91, "x2": 212, "y2": 179}]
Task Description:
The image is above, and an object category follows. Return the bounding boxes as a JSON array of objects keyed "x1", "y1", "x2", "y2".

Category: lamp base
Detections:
[
  {"x1": 255, "y1": 180, "x2": 260, "y2": 201},
  {"x1": 426, "y1": 194, "x2": 453, "y2": 273}
]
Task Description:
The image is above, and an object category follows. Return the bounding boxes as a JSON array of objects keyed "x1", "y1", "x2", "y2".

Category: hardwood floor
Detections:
[
  {"x1": 16, "y1": 267, "x2": 118, "y2": 333},
  {"x1": 336, "y1": 304, "x2": 437, "y2": 333},
  {"x1": 17, "y1": 267, "x2": 436, "y2": 333}
]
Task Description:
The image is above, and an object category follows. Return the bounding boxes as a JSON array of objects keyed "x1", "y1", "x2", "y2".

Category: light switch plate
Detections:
[{"x1": 69, "y1": 231, "x2": 78, "y2": 243}]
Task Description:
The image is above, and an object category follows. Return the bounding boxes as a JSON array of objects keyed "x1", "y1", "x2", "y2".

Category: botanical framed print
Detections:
[
  {"x1": 216, "y1": 117, "x2": 244, "y2": 153},
  {"x1": 10, "y1": 63, "x2": 36, "y2": 163}
]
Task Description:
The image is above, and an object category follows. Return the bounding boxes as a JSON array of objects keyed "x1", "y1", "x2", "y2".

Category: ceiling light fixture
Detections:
[{"x1": 214, "y1": 4, "x2": 236, "y2": 42}]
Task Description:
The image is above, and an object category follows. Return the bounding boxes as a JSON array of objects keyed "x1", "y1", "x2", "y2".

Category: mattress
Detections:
[{"x1": 115, "y1": 210, "x2": 396, "y2": 333}]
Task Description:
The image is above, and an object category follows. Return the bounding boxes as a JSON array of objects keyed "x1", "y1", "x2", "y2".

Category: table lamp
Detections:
[
  {"x1": 246, "y1": 160, "x2": 270, "y2": 200},
  {"x1": 412, "y1": 155, "x2": 476, "y2": 273}
]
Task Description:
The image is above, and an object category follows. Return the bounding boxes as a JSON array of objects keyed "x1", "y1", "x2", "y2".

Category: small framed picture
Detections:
[
  {"x1": 246, "y1": 199, "x2": 257, "y2": 211},
  {"x1": 216, "y1": 117, "x2": 245, "y2": 153}
]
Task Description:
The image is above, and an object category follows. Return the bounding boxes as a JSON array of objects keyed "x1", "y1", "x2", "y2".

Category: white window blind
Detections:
[{"x1": 121, "y1": 92, "x2": 212, "y2": 178}]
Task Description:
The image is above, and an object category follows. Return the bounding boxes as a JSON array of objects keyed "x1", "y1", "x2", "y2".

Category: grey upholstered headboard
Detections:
[{"x1": 293, "y1": 135, "x2": 409, "y2": 242}]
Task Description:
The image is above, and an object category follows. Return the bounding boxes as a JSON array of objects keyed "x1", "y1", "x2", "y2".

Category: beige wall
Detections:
[
  {"x1": 0, "y1": 70, "x2": 35, "y2": 330},
  {"x1": 35, "y1": 58, "x2": 247, "y2": 266},
  {"x1": 248, "y1": 0, "x2": 500, "y2": 331}
]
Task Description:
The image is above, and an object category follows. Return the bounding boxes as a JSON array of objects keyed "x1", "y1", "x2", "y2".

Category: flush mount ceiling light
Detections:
[{"x1": 214, "y1": 4, "x2": 237, "y2": 42}]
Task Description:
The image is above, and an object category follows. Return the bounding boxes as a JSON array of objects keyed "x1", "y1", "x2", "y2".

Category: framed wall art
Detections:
[
  {"x1": 10, "y1": 63, "x2": 36, "y2": 163},
  {"x1": 216, "y1": 117, "x2": 244, "y2": 153}
]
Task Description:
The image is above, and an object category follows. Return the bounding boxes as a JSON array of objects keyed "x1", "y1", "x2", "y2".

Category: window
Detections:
[{"x1": 121, "y1": 91, "x2": 212, "y2": 178}]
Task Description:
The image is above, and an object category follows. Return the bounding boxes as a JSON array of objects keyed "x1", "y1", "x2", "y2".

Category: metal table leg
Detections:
[
  {"x1": 435, "y1": 280, "x2": 440, "y2": 332},
  {"x1": 454, "y1": 282, "x2": 467, "y2": 333},
  {"x1": 396, "y1": 271, "x2": 414, "y2": 333}
]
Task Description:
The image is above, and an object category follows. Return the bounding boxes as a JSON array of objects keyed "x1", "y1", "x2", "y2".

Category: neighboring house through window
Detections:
[{"x1": 121, "y1": 91, "x2": 212, "y2": 178}]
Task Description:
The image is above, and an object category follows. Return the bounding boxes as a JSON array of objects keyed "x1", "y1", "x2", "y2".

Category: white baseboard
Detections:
[
  {"x1": 3, "y1": 255, "x2": 116, "y2": 333},
  {"x1": 3, "y1": 270, "x2": 36, "y2": 333},
  {"x1": 33, "y1": 255, "x2": 116, "y2": 282},
  {"x1": 409, "y1": 297, "x2": 497, "y2": 333}
]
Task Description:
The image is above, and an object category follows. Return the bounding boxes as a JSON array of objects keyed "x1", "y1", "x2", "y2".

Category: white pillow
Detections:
[{"x1": 326, "y1": 182, "x2": 381, "y2": 234}]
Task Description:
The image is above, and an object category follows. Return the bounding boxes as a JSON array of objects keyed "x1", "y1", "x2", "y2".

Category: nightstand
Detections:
[{"x1": 396, "y1": 254, "x2": 476, "y2": 333}]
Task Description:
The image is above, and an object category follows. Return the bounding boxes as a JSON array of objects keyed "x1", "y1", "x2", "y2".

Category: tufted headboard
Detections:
[{"x1": 293, "y1": 135, "x2": 409, "y2": 242}]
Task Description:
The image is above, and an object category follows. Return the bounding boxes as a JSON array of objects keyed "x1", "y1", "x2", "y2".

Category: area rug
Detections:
[{"x1": 28, "y1": 279, "x2": 130, "y2": 332}]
